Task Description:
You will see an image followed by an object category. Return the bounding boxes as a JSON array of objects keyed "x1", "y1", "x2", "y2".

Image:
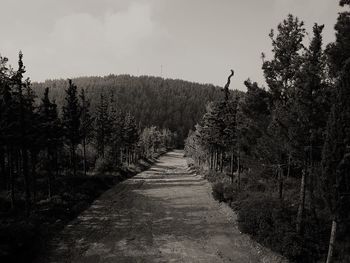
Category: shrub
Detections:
[
  {"x1": 212, "y1": 181, "x2": 225, "y2": 202},
  {"x1": 94, "y1": 157, "x2": 114, "y2": 173},
  {"x1": 212, "y1": 182, "x2": 236, "y2": 203},
  {"x1": 223, "y1": 184, "x2": 236, "y2": 202},
  {"x1": 237, "y1": 196, "x2": 306, "y2": 261}
]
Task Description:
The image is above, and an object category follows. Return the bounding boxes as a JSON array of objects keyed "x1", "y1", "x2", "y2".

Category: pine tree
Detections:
[
  {"x1": 291, "y1": 23, "x2": 329, "y2": 233},
  {"x1": 109, "y1": 92, "x2": 124, "y2": 165},
  {"x1": 262, "y1": 14, "x2": 306, "y2": 199},
  {"x1": 262, "y1": 14, "x2": 306, "y2": 103},
  {"x1": 62, "y1": 79, "x2": 81, "y2": 176},
  {"x1": 0, "y1": 55, "x2": 14, "y2": 206},
  {"x1": 79, "y1": 88, "x2": 94, "y2": 176},
  {"x1": 241, "y1": 79, "x2": 271, "y2": 157},
  {"x1": 11, "y1": 52, "x2": 33, "y2": 215},
  {"x1": 322, "y1": 63, "x2": 350, "y2": 263},
  {"x1": 326, "y1": 0, "x2": 350, "y2": 77},
  {"x1": 123, "y1": 112, "x2": 139, "y2": 164},
  {"x1": 95, "y1": 93, "x2": 111, "y2": 158},
  {"x1": 39, "y1": 87, "x2": 62, "y2": 197},
  {"x1": 196, "y1": 102, "x2": 226, "y2": 171}
]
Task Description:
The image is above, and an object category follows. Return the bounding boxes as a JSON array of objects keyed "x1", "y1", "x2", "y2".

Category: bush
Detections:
[
  {"x1": 212, "y1": 182, "x2": 236, "y2": 203},
  {"x1": 237, "y1": 196, "x2": 305, "y2": 261},
  {"x1": 237, "y1": 195, "x2": 332, "y2": 262},
  {"x1": 223, "y1": 184, "x2": 236, "y2": 201},
  {"x1": 212, "y1": 182, "x2": 225, "y2": 202},
  {"x1": 94, "y1": 157, "x2": 114, "y2": 173}
]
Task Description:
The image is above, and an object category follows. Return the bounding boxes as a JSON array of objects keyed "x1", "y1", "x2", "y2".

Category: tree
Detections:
[
  {"x1": 262, "y1": 14, "x2": 306, "y2": 103},
  {"x1": 39, "y1": 87, "x2": 62, "y2": 197},
  {"x1": 322, "y1": 61, "x2": 350, "y2": 263},
  {"x1": 62, "y1": 79, "x2": 81, "y2": 176},
  {"x1": 291, "y1": 23, "x2": 329, "y2": 233},
  {"x1": 95, "y1": 93, "x2": 111, "y2": 158},
  {"x1": 326, "y1": 0, "x2": 350, "y2": 77},
  {"x1": 0, "y1": 55, "x2": 16, "y2": 207},
  {"x1": 262, "y1": 14, "x2": 306, "y2": 199},
  {"x1": 79, "y1": 88, "x2": 94, "y2": 176},
  {"x1": 11, "y1": 51, "x2": 34, "y2": 215},
  {"x1": 240, "y1": 79, "x2": 271, "y2": 158},
  {"x1": 123, "y1": 112, "x2": 139, "y2": 164},
  {"x1": 196, "y1": 102, "x2": 226, "y2": 171},
  {"x1": 322, "y1": 3, "x2": 350, "y2": 261}
]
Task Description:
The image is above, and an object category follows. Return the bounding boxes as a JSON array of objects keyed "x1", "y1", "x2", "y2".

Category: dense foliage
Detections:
[
  {"x1": 185, "y1": 3, "x2": 350, "y2": 262},
  {"x1": 0, "y1": 54, "x2": 178, "y2": 261},
  {"x1": 32, "y1": 75, "x2": 223, "y2": 146}
]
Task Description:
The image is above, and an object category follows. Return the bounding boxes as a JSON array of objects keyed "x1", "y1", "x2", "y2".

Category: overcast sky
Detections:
[{"x1": 0, "y1": 0, "x2": 342, "y2": 90}]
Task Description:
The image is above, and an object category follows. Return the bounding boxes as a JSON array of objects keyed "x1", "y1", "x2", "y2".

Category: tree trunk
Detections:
[
  {"x1": 309, "y1": 165, "x2": 318, "y2": 222},
  {"x1": 22, "y1": 147, "x2": 31, "y2": 216},
  {"x1": 278, "y1": 165, "x2": 283, "y2": 199},
  {"x1": 287, "y1": 154, "x2": 291, "y2": 178},
  {"x1": 0, "y1": 147, "x2": 6, "y2": 189},
  {"x1": 326, "y1": 219, "x2": 337, "y2": 263},
  {"x1": 9, "y1": 149, "x2": 15, "y2": 209},
  {"x1": 31, "y1": 152, "x2": 37, "y2": 202},
  {"x1": 220, "y1": 150, "x2": 223, "y2": 172},
  {"x1": 237, "y1": 150, "x2": 241, "y2": 191},
  {"x1": 230, "y1": 150, "x2": 234, "y2": 184},
  {"x1": 71, "y1": 144, "x2": 76, "y2": 176},
  {"x1": 55, "y1": 148, "x2": 59, "y2": 178},
  {"x1": 83, "y1": 137, "x2": 87, "y2": 176},
  {"x1": 47, "y1": 150, "x2": 52, "y2": 199},
  {"x1": 296, "y1": 168, "x2": 306, "y2": 233}
]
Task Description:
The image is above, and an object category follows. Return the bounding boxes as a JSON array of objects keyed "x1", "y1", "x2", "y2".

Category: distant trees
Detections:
[
  {"x1": 95, "y1": 93, "x2": 111, "y2": 159},
  {"x1": 32, "y1": 75, "x2": 223, "y2": 147},
  {"x1": 139, "y1": 126, "x2": 176, "y2": 159}
]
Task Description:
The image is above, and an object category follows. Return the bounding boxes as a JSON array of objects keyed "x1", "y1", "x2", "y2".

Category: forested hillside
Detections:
[
  {"x1": 1, "y1": 0, "x2": 350, "y2": 262},
  {"x1": 32, "y1": 75, "x2": 223, "y2": 145},
  {"x1": 185, "y1": 3, "x2": 350, "y2": 263},
  {"x1": 0, "y1": 55, "x2": 186, "y2": 261}
]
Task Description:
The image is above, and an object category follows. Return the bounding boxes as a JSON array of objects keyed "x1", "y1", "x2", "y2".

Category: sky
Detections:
[{"x1": 0, "y1": 0, "x2": 343, "y2": 90}]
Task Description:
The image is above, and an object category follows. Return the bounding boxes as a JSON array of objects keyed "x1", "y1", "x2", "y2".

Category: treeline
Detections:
[
  {"x1": 32, "y1": 74, "x2": 223, "y2": 146},
  {"x1": 185, "y1": 2, "x2": 350, "y2": 262},
  {"x1": 0, "y1": 53, "x2": 177, "y2": 217}
]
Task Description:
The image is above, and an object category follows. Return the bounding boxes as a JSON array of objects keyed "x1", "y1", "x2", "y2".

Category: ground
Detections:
[{"x1": 35, "y1": 150, "x2": 287, "y2": 263}]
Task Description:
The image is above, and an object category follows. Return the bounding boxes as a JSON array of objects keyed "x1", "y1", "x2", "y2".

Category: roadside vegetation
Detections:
[
  {"x1": 185, "y1": 1, "x2": 350, "y2": 262},
  {"x1": 0, "y1": 53, "x2": 176, "y2": 262}
]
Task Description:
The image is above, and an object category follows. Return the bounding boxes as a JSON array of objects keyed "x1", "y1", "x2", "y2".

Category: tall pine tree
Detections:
[{"x1": 62, "y1": 79, "x2": 81, "y2": 176}]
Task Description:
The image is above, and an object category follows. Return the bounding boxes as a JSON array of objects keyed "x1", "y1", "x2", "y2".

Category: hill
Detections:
[{"x1": 32, "y1": 74, "x2": 224, "y2": 145}]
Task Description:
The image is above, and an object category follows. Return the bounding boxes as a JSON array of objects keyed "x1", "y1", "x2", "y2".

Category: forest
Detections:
[
  {"x1": 0, "y1": 54, "x2": 186, "y2": 261},
  {"x1": 32, "y1": 74, "x2": 223, "y2": 146},
  {"x1": 185, "y1": 2, "x2": 350, "y2": 262},
  {"x1": 1, "y1": 0, "x2": 350, "y2": 262}
]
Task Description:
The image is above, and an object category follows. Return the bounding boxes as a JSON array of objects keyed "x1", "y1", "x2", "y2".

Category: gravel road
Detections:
[{"x1": 36, "y1": 150, "x2": 286, "y2": 263}]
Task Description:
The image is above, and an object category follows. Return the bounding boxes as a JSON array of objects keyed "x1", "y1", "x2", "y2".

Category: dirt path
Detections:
[{"x1": 37, "y1": 150, "x2": 286, "y2": 263}]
